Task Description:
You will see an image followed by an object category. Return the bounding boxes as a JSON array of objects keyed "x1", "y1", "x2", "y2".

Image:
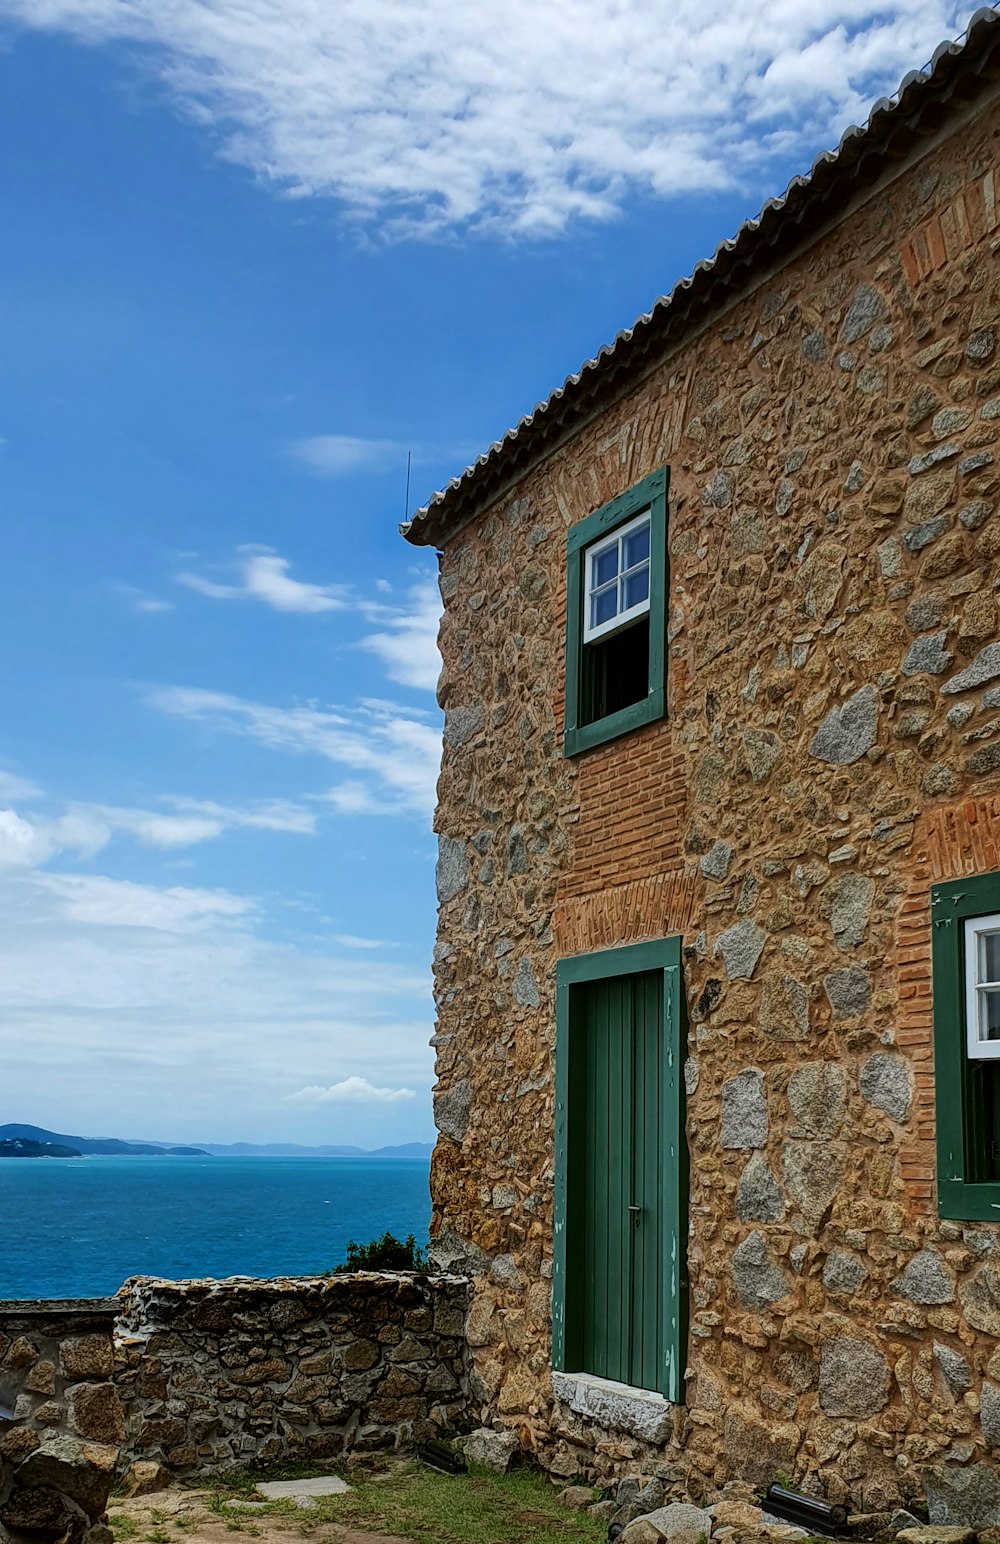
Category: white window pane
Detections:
[
  {"x1": 623, "y1": 523, "x2": 650, "y2": 569},
  {"x1": 980, "y1": 988, "x2": 1000, "y2": 1041},
  {"x1": 593, "y1": 545, "x2": 619, "y2": 587},
  {"x1": 623, "y1": 567, "x2": 650, "y2": 610},
  {"x1": 980, "y1": 930, "x2": 1000, "y2": 983},
  {"x1": 591, "y1": 585, "x2": 618, "y2": 630}
]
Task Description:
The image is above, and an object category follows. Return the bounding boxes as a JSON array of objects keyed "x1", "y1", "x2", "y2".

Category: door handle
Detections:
[{"x1": 628, "y1": 1204, "x2": 641, "y2": 1227}]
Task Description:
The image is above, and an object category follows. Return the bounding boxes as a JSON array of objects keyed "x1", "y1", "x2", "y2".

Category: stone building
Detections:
[{"x1": 403, "y1": 6, "x2": 1000, "y2": 1519}]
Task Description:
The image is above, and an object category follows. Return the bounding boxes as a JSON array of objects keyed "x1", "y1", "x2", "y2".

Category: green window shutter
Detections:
[
  {"x1": 563, "y1": 467, "x2": 669, "y2": 758},
  {"x1": 933, "y1": 871, "x2": 1000, "y2": 1219}
]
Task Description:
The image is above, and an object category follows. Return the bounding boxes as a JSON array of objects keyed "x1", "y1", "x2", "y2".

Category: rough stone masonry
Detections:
[
  {"x1": 0, "y1": 1299, "x2": 121, "y2": 1544},
  {"x1": 114, "y1": 1274, "x2": 471, "y2": 1476},
  {"x1": 405, "y1": 12, "x2": 1000, "y2": 1521}
]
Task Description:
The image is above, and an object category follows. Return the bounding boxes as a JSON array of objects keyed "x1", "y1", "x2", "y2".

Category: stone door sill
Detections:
[{"x1": 551, "y1": 1370, "x2": 674, "y2": 1443}]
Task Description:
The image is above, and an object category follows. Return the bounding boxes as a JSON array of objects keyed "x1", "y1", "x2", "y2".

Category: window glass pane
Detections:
[
  {"x1": 623, "y1": 522, "x2": 650, "y2": 569},
  {"x1": 592, "y1": 545, "x2": 619, "y2": 588},
  {"x1": 979, "y1": 987, "x2": 1000, "y2": 1041},
  {"x1": 980, "y1": 930, "x2": 1000, "y2": 983},
  {"x1": 623, "y1": 567, "x2": 650, "y2": 611},
  {"x1": 591, "y1": 585, "x2": 618, "y2": 630}
]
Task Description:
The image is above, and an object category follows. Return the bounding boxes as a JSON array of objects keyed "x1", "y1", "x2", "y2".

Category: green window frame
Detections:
[
  {"x1": 552, "y1": 936, "x2": 688, "y2": 1402},
  {"x1": 563, "y1": 467, "x2": 669, "y2": 758},
  {"x1": 933, "y1": 870, "x2": 1000, "y2": 1219}
]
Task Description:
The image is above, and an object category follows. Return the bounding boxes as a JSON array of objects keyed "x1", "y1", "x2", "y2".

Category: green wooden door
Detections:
[
  {"x1": 555, "y1": 951, "x2": 688, "y2": 1401},
  {"x1": 569, "y1": 968, "x2": 667, "y2": 1391}
]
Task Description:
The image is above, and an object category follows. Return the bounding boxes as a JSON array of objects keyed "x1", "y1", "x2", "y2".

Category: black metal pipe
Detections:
[{"x1": 764, "y1": 1484, "x2": 849, "y2": 1535}]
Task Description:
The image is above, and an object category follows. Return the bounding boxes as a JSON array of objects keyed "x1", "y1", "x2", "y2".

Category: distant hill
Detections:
[
  {"x1": 0, "y1": 1137, "x2": 82, "y2": 1159},
  {"x1": 0, "y1": 1124, "x2": 210, "y2": 1157},
  {"x1": 0, "y1": 1125, "x2": 432, "y2": 1160},
  {"x1": 197, "y1": 1140, "x2": 434, "y2": 1159}
]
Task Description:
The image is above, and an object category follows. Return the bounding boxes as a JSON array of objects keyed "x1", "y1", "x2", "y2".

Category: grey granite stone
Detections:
[
  {"x1": 894, "y1": 1248, "x2": 955, "y2": 1305},
  {"x1": 436, "y1": 836, "x2": 469, "y2": 903},
  {"x1": 823, "y1": 966, "x2": 871, "y2": 1018},
  {"x1": 736, "y1": 1153, "x2": 785, "y2": 1222},
  {"x1": 942, "y1": 642, "x2": 1000, "y2": 694},
  {"x1": 721, "y1": 1069, "x2": 768, "y2": 1150},
  {"x1": 903, "y1": 632, "x2": 954, "y2": 676},
  {"x1": 819, "y1": 1336, "x2": 890, "y2": 1417},
  {"x1": 841, "y1": 283, "x2": 889, "y2": 344},
  {"x1": 860, "y1": 1052, "x2": 912, "y2": 1122},
  {"x1": 716, "y1": 918, "x2": 766, "y2": 980},
  {"x1": 809, "y1": 685, "x2": 878, "y2": 765}
]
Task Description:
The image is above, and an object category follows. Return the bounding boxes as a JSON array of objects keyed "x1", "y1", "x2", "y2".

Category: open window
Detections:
[{"x1": 564, "y1": 468, "x2": 668, "y2": 757}]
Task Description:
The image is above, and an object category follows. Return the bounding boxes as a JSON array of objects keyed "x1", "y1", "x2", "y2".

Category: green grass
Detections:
[
  {"x1": 109, "y1": 1514, "x2": 138, "y2": 1541},
  {"x1": 205, "y1": 1460, "x2": 602, "y2": 1544},
  {"x1": 295, "y1": 1463, "x2": 600, "y2": 1544}
]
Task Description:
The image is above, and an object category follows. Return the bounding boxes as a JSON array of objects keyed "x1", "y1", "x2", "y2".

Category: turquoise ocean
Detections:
[{"x1": 0, "y1": 1156, "x2": 432, "y2": 1300}]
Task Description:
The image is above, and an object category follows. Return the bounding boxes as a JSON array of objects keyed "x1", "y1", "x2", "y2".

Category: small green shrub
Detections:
[{"x1": 334, "y1": 1231, "x2": 427, "y2": 1273}]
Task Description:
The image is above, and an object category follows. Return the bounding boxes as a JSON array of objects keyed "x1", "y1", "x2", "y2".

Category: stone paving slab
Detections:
[{"x1": 256, "y1": 1477, "x2": 350, "y2": 1500}]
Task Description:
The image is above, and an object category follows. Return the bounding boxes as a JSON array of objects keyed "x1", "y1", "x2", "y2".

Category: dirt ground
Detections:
[
  {"x1": 109, "y1": 1480, "x2": 417, "y2": 1544},
  {"x1": 106, "y1": 1460, "x2": 604, "y2": 1544}
]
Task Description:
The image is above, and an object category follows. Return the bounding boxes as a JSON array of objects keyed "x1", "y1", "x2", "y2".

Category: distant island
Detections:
[
  {"x1": 0, "y1": 1124, "x2": 210, "y2": 1158},
  {"x1": 0, "y1": 1124, "x2": 433, "y2": 1160},
  {"x1": 0, "y1": 1137, "x2": 82, "y2": 1159}
]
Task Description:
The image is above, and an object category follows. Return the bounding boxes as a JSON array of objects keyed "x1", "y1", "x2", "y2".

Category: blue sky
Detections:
[{"x1": 0, "y1": 0, "x2": 972, "y2": 1145}]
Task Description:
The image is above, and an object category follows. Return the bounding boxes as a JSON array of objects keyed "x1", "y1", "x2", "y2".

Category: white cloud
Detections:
[
  {"x1": 287, "y1": 435, "x2": 406, "y2": 476},
  {"x1": 334, "y1": 934, "x2": 391, "y2": 950},
  {"x1": 151, "y1": 686, "x2": 441, "y2": 818},
  {"x1": 0, "y1": 867, "x2": 434, "y2": 1143},
  {"x1": 359, "y1": 581, "x2": 441, "y2": 693},
  {"x1": 0, "y1": 770, "x2": 43, "y2": 803},
  {"x1": 115, "y1": 583, "x2": 175, "y2": 614},
  {"x1": 178, "y1": 549, "x2": 348, "y2": 614},
  {"x1": 0, "y1": 1, "x2": 970, "y2": 236},
  {"x1": 34, "y1": 871, "x2": 253, "y2": 930},
  {"x1": 286, "y1": 1076, "x2": 416, "y2": 1105},
  {"x1": 0, "y1": 789, "x2": 317, "y2": 872}
]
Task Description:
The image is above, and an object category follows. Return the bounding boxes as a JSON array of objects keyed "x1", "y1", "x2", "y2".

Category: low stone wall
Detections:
[
  {"x1": 114, "y1": 1273, "x2": 471, "y2": 1475},
  {"x1": 0, "y1": 1299, "x2": 122, "y2": 1544}
]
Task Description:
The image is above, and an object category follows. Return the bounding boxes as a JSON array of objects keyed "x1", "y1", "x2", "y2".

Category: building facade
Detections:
[{"x1": 405, "y1": 10, "x2": 1000, "y2": 1517}]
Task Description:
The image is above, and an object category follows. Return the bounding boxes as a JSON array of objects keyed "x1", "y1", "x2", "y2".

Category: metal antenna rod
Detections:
[{"x1": 404, "y1": 450, "x2": 412, "y2": 522}]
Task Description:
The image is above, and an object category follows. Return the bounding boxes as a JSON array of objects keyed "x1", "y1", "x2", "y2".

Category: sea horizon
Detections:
[{"x1": 0, "y1": 1153, "x2": 432, "y2": 1302}]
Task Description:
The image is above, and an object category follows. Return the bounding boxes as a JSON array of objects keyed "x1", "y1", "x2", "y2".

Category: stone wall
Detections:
[
  {"x1": 114, "y1": 1274, "x2": 471, "y2": 1475},
  {"x1": 0, "y1": 1299, "x2": 122, "y2": 1544},
  {"x1": 425, "y1": 74, "x2": 1000, "y2": 1518}
]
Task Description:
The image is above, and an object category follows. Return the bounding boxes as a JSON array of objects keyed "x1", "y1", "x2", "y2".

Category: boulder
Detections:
[
  {"x1": 556, "y1": 1487, "x2": 595, "y2": 1511},
  {"x1": 897, "y1": 1531, "x2": 974, "y2": 1544},
  {"x1": 924, "y1": 1462, "x2": 1000, "y2": 1527},
  {"x1": 121, "y1": 1461, "x2": 171, "y2": 1498},
  {"x1": 460, "y1": 1427, "x2": 520, "y2": 1472},
  {"x1": 622, "y1": 1502, "x2": 713, "y2": 1544},
  {"x1": 15, "y1": 1435, "x2": 118, "y2": 1520}
]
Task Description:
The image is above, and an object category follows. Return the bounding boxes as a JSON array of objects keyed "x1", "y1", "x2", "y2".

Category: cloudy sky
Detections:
[{"x1": 0, "y1": 0, "x2": 974, "y2": 1146}]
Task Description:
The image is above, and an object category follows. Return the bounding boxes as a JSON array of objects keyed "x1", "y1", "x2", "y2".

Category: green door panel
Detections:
[{"x1": 554, "y1": 941, "x2": 685, "y2": 1399}]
